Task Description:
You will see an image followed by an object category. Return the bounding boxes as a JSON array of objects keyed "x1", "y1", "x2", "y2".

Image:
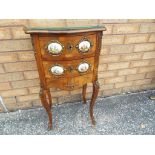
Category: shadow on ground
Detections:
[{"x1": 0, "y1": 90, "x2": 155, "y2": 135}]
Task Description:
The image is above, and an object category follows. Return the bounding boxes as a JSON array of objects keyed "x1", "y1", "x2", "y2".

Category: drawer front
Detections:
[
  {"x1": 39, "y1": 33, "x2": 97, "y2": 60},
  {"x1": 42, "y1": 57, "x2": 94, "y2": 80},
  {"x1": 46, "y1": 74, "x2": 93, "y2": 91}
]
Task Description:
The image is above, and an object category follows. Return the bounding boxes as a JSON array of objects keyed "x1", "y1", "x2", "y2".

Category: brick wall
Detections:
[{"x1": 0, "y1": 19, "x2": 155, "y2": 112}]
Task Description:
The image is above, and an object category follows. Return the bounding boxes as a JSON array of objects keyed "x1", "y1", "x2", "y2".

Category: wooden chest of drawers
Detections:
[{"x1": 24, "y1": 26, "x2": 106, "y2": 129}]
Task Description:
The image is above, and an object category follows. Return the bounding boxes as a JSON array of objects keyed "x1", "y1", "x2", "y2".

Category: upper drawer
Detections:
[{"x1": 39, "y1": 33, "x2": 97, "y2": 60}]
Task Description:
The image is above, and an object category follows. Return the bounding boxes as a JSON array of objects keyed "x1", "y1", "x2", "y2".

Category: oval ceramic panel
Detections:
[
  {"x1": 78, "y1": 40, "x2": 91, "y2": 53},
  {"x1": 50, "y1": 65, "x2": 64, "y2": 75},
  {"x1": 78, "y1": 62, "x2": 90, "y2": 73},
  {"x1": 47, "y1": 42, "x2": 63, "y2": 55}
]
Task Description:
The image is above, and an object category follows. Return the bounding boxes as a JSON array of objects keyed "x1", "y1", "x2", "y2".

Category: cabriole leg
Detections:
[
  {"x1": 82, "y1": 84, "x2": 87, "y2": 104},
  {"x1": 39, "y1": 88, "x2": 52, "y2": 130},
  {"x1": 89, "y1": 81, "x2": 99, "y2": 125},
  {"x1": 47, "y1": 89, "x2": 52, "y2": 109}
]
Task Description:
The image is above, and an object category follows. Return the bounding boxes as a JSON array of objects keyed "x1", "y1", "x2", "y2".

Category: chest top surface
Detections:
[{"x1": 24, "y1": 25, "x2": 106, "y2": 34}]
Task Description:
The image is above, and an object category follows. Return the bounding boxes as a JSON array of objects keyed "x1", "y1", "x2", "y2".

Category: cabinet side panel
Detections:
[{"x1": 31, "y1": 34, "x2": 47, "y2": 89}]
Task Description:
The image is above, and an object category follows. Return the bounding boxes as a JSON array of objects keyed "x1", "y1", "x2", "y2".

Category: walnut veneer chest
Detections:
[{"x1": 24, "y1": 26, "x2": 106, "y2": 130}]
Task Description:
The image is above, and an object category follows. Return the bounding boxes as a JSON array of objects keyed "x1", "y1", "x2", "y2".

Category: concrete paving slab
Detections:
[{"x1": 0, "y1": 90, "x2": 155, "y2": 135}]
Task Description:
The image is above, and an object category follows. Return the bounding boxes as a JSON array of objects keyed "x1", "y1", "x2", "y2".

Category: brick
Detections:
[
  {"x1": 120, "y1": 53, "x2": 142, "y2": 61},
  {"x1": 125, "y1": 34, "x2": 149, "y2": 44},
  {"x1": 152, "y1": 77, "x2": 155, "y2": 83},
  {"x1": 0, "y1": 28, "x2": 11, "y2": 39},
  {"x1": 120, "y1": 53, "x2": 143, "y2": 61},
  {"x1": 98, "y1": 78, "x2": 104, "y2": 85},
  {"x1": 0, "y1": 72, "x2": 24, "y2": 82},
  {"x1": 0, "y1": 82, "x2": 11, "y2": 91},
  {"x1": 128, "y1": 19, "x2": 155, "y2": 23},
  {"x1": 100, "y1": 84, "x2": 114, "y2": 90},
  {"x1": 127, "y1": 73, "x2": 145, "y2": 81},
  {"x1": 66, "y1": 19, "x2": 98, "y2": 26},
  {"x1": 99, "y1": 71, "x2": 117, "y2": 78},
  {"x1": 139, "y1": 66, "x2": 155, "y2": 73},
  {"x1": 11, "y1": 79, "x2": 40, "y2": 89},
  {"x1": 110, "y1": 45, "x2": 134, "y2": 54},
  {"x1": 0, "y1": 107, "x2": 3, "y2": 112},
  {"x1": 123, "y1": 85, "x2": 142, "y2": 93},
  {"x1": 70, "y1": 89, "x2": 81, "y2": 95},
  {"x1": 58, "y1": 94, "x2": 82, "y2": 104},
  {"x1": 0, "y1": 88, "x2": 28, "y2": 97},
  {"x1": 113, "y1": 24, "x2": 139, "y2": 34},
  {"x1": 17, "y1": 102, "x2": 32, "y2": 109},
  {"x1": 0, "y1": 64, "x2": 5, "y2": 73},
  {"x1": 134, "y1": 43, "x2": 155, "y2": 52},
  {"x1": 115, "y1": 81, "x2": 133, "y2": 88},
  {"x1": 16, "y1": 94, "x2": 39, "y2": 102},
  {"x1": 86, "y1": 86, "x2": 94, "y2": 93},
  {"x1": 102, "y1": 35, "x2": 124, "y2": 45},
  {"x1": 98, "y1": 64, "x2": 107, "y2": 71},
  {"x1": 0, "y1": 40, "x2": 33, "y2": 52},
  {"x1": 142, "y1": 51, "x2": 155, "y2": 59},
  {"x1": 104, "y1": 76, "x2": 125, "y2": 84},
  {"x1": 86, "y1": 91, "x2": 103, "y2": 99},
  {"x1": 23, "y1": 70, "x2": 39, "y2": 79},
  {"x1": 84, "y1": 86, "x2": 94, "y2": 94},
  {"x1": 0, "y1": 19, "x2": 28, "y2": 26},
  {"x1": 99, "y1": 19, "x2": 128, "y2": 23},
  {"x1": 3, "y1": 97, "x2": 17, "y2": 111},
  {"x1": 31, "y1": 100, "x2": 42, "y2": 107},
  {"x1": 100, "y1": 46, "x2": 110, "y2": 55},
  {"x1": 18, "y1": 51, "x2": 35, "y2": 61},
  {"x1": 4, "y1": 61, "x2": 37, "y2": 72},
  {"x1": 51, "y1": 90, "x2": 69, "y2": 97},
  {"x1": 134, "y1": 79, "x2": 152, "y2": 86},
  {"x1": 99, "y1": 55, "x2": 120, "y2": 63},
  {"x1": 130, "y1": 60, "x2": 150, "y2": 67},
  {"x1": 150, "y1": 59, "x2": 155, "y2": 65},
  {"x1": 29, "y1": 19, "x2": 66, "y2": 27},
  {"x1": 28, "y1": 86, "x2": 40, "y2": 94},
  {"x1": 108, "y1": 62, "x2": 129, "y2": 70},
  {"x1": 102, "y1": 24, "x2": 113, "y2": 34},
  {"x1": 3, "y1": 97, "x2": 16, "y2": 105},
  {"x1": 11, "y1": 27, "x2": 30, "y2": 39},
  {"x1": 141, "y1": 83, "x2": 155, "y2": 90},
  {"x1": 103, "y1": 88, "x2": 122, "y2": 96},
  {"x1": 0, "y1": 53, "x2": 18, "y2": 63},
  {"x1": 140, "y1": 23, "x2": 155, "y2": 33},
  {"x1": 118, "y1": 68, "x2": 137, "y2": 76},
  {"x1": 149, "y1": 34, "x2": 155, "y2": 42},
  {"x1": 146, "y1": 72, "x2": 155, "y2": 78},
  {"x1": 32, "y1": 98, "x2": 58, "y2": 106}
]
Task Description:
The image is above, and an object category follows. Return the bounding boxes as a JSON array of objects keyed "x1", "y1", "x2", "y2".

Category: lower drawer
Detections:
[
  {"x1": 46, "y1": 74, "x2": 93, "y2": 91},
  {"x1": 42, "y1": 57, "x2": 94, "y2": 80}
]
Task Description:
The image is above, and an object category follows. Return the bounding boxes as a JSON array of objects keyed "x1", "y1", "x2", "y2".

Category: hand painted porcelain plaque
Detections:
[
  {"x1": 47, "y1": 41, "x2": 63, "y2": 55},
  {"x1": 50, "y1": 65, "x2": 64, "y2": 75},
  {"x1": 78, "y1": 40, "x2": 91, "y2": 53},
  {"x1": 78, "y1": 62, "x2": 90, "y2": 73}
]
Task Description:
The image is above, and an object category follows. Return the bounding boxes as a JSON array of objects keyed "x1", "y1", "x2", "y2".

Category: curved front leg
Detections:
[
  {"x1": 47, "y1": 89, "x2": 52, "y2": 109},
  {"x1": 82, "y1": 84, "x2": 87, "y2": 104},
  {"x1": 89, "y1": 81, "x2": 99, "y2": 125},
  {"x1": 39, "y1": 88, "x2": 52, "y2": 130}
]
